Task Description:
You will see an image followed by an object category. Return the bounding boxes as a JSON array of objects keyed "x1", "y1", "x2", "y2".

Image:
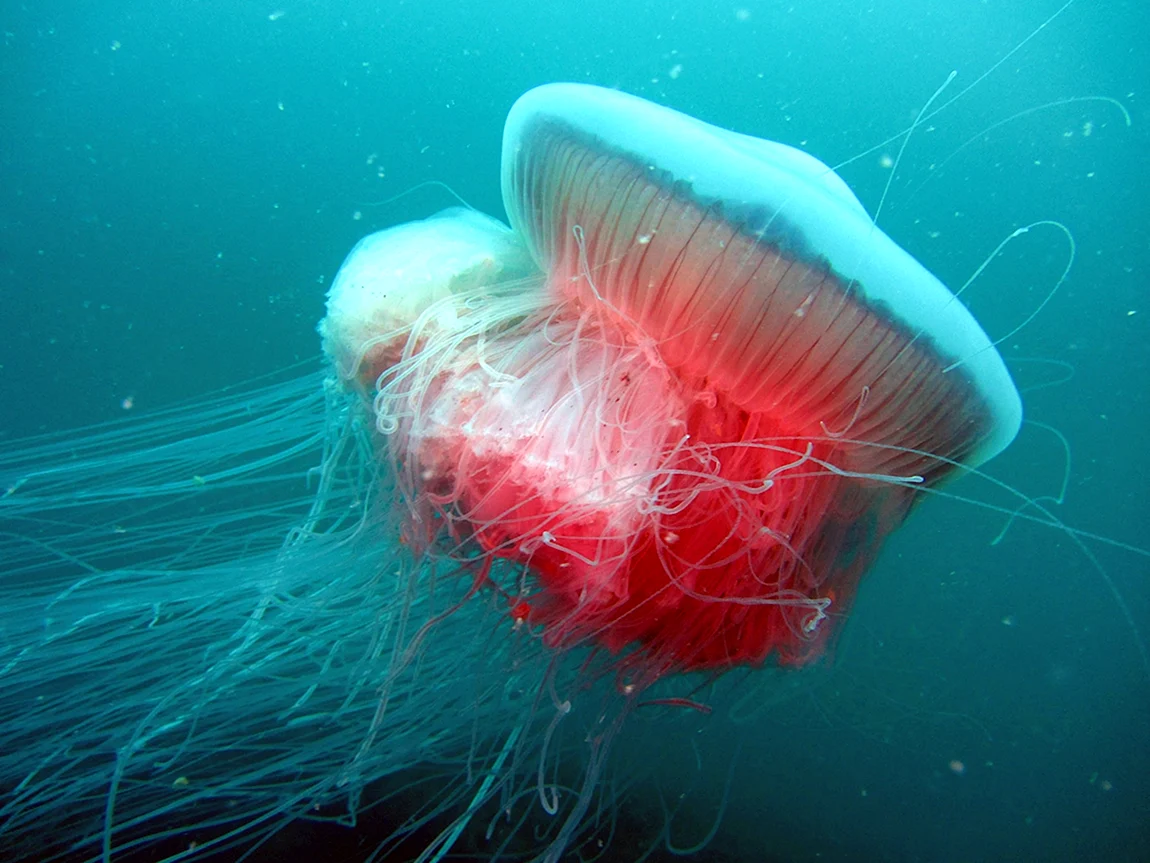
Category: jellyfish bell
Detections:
[
  {"x1": 500, "y1": 83, "x2": 1022, "y2": 463},
  {"x1": 352, "y1": 83, "x2": 1023, "y2": 684},
  {"x1": 321, "y1": 206, "x2": 539, "y2": 391}
]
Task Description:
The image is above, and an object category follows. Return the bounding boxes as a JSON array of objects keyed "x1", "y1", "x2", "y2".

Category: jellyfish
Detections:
[
  {"x1": 0, "y1": 81, "x2": 1117, "y2": 863},
  {"x1": 324, "y1": 84, "x2": 1021, "y2": 686}
]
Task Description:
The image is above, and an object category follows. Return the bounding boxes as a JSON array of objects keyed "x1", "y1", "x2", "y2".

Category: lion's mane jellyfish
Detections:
[
  {"x1": 0, "y1": 83, "x2": 1030, "y2": 863},
  {"x1": 323, "y1": 83, "x2": 1022, "y2": 685}
]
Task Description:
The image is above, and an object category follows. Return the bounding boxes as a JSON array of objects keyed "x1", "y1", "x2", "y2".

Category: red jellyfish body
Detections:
[{"x1": 322, "y1": 84, "x2": 1022, "y2": 682}]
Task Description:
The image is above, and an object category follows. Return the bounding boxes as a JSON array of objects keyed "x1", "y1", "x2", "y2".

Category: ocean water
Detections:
[{"x1": 1, "y1": 1, "x2": 1147, "y2": 861}]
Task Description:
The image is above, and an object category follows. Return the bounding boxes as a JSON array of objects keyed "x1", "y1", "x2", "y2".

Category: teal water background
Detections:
[{"x1": 2, "y1": 1, "x2": 1147, "y2": 860}]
